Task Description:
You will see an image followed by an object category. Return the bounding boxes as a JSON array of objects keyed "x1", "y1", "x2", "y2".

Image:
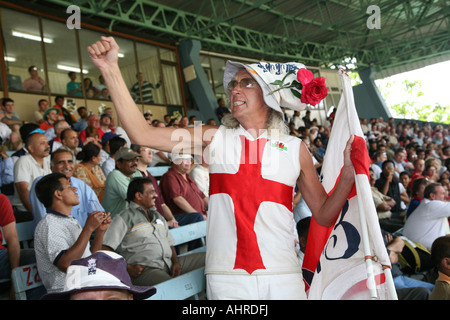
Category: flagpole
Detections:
[
  {"x1": 339, "y1": 68, "x2": 397, "y2": 300},
  {"x1": 384, "y1": 265, "x2": 398, "y2": 300},
  {"x1": 354, "y1": 173, "x2": 379, "y2": 300},
  {"x1": 353, "y1": 155, "x2": 398, "y2": 300}
]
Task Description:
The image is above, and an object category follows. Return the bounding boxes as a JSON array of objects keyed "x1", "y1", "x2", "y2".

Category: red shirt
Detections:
[
  {"x1": 0, "y1": 194, "x2": 16, "y2": 250},
  {"x1": 39, "y1": 121, "x2": 54, "y2": 131},
  {"x1": 160, "y1": 167, "x2": 206, "y2": 215},
  {"x1": 409, "y1": 171, "x2": 424, "y2": 191}
]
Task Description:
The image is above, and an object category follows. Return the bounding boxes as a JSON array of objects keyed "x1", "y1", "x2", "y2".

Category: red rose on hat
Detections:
[
  {"x1": 300, "y1": 76, "x2": 329, "y2": 106},
  {"x1": 297, "y1": 68, "x2": 314, "y2": 85},
  {"x1": 268, "y1": 67, "x2": 328, "y2": 108}
]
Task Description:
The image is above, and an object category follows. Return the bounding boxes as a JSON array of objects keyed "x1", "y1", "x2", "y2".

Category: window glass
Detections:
[
  {"x1": 134, "y1": 42, "x2": 163, "y2": 105},
  {"x1": 0, "y1": 8, "x2": 45, "y2": 93},
  {"x1": 210, "y1": 56, "x2": 227, "y2": 99},
  {"x1": 41, "y1": 17, "x2": 80, "y2": 97},
  {"x1": 78, "y1": 28, "x2": 138, "y2": 101},
  {"x1": 160, "y1": 48, "x2": 182, "y2": 106}
]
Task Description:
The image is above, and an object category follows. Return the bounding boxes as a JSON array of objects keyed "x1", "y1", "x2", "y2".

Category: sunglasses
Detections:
[{"x1": 227, "y1": 78, "x2": 259, "y2": 94}]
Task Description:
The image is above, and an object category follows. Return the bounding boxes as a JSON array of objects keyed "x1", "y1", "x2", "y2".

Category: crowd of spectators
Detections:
[
  {"x1": 289, "y1": 112, "x2": 449, "y2": 300},
  {"x1": 0, "y1": 95, "x2": 211, "y2": 299},
  {"x1": 0, "y1": 95, "x2": 448, "y2": 300}
]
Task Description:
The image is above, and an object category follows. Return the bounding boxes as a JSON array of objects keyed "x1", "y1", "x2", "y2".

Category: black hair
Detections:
[
  {"x1": 1, "y1": 97, "x2": 13, "y2": 107},
  {"x1": 411, "y1": 178, "x2": 428, "y2": 197},
  {"x1": 296, "y1": 216, "x2": 311, "y2": 241},
  {"x1": 381, "y1": 159, "x2": 395, "y2": 170},
  {"x1": 60, "y1": 128, "x2": 76, "y2": 141},
  {"x1": 19, "y1": 123, "x2": 39, "y2": 142},
  {"x1": 126, "y1": 177, "x2": 153, "y2": 202},
  {"x1": 36, "y1": 173, "x2": 67, "y2": 208},
  {"x1": 109, "y1": 136, "x2": 127, "y2": 155},
  {"x1": 431, "y1": 236, "x2": 450, "y2": 272},
  {"x1": 424, "y1": 183, "x2": 442, "y2": 199},
  {"x1": 76, "y1": 142, "x2": 101, "y2": 162}
]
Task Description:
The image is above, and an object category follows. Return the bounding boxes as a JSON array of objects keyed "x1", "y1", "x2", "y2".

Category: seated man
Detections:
[
  {"x1": 406, "y1": 178, "x2": 429, "y2": 218},
  {"x1": 1, "y1": 98, "x2": 22, "y2": 128},
  {"x1": 375, "y1": 160, "x2": 410, "y2": 222},
  {"x1": 39, "y1": 107, "x2": 59, "y2": 132},
  {"x1": 131, "y1": 144, "x2": 178, "y2": 228},
  {"x1": 101, "y1": 134, "x2": 126, "y2": 177},
  {"x1": 403, "y1": 183, "x2": 450, "y2": 251},
  {"x1": 34, "y1": 172, "x2": 111, "y2": 294},
  {"x1": 48, "y1": 120, "x2": 71, "y2": 153},
  {"x1": 58, "y1": 128, "x2": 81, "y2": 164},
  {"x1": 160, "y1": 153, "x2": 207, "y2": 226},
  {"x1": 102, "y1": 177, "x2": 205, "y2": 286},
  {"x1": 429, "y1": 236, "x2": 450, "y2": 300},
  {"x1": 11, "y1": 130, "x2": 51, "y2": 222},
  {"x1": 369, "y1": 168, "x2": 403, "y2": 233},
  {"x1": 29, "y1": 148, "x2": 104, "y2": 232},
  {"x1": 102, "y1": 147, "x2": 141, "y2": 217}
]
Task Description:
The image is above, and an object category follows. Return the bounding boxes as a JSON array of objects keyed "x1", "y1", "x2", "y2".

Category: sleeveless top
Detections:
[{"x1": 206, "y1": 125, "x2": 302, "y2": 275}]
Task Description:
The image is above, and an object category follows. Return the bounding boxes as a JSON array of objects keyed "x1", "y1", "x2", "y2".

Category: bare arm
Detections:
[
  {"x1": 1, "y1": 119, "x2": 23, "y2": 127},
  {"x1": 3, "y1": 222, "x2": 20, "y2": 271},
  {"x1": 161, "y1": 204, "x2": 179, "y2": 228},
  {"x1": 15, "y1": 182, "x2": 32, "y2": 212},
  {"x1": 56, "y1": 212, "x2": 108, "y2": 272},
  {"x1": 298, "y1": 136, "x2": 355, "y2": 227},
  {"x1": 88, "y1": 36, "x2": 217, "y2": 154},
  {"x1": 173, "y1": 196, "x2": 201, "y2": 214}
]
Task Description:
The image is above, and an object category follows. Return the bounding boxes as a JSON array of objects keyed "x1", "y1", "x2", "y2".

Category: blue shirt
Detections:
[
  {"x1": 0, "y1": 157, "x2": 14, "y2": 187},
  {"x1": 29, "y1": 176, "x2": 103, "y2": 233}
]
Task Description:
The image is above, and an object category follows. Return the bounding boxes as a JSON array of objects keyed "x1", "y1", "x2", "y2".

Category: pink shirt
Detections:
[{"x1": 22, "y1": 77, "x2": 45, "y2": 92}]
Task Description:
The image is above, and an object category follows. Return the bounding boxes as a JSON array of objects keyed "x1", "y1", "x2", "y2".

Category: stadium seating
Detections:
[{"x1": 9, "y1": 220, "x2": 207, "y2": 300}]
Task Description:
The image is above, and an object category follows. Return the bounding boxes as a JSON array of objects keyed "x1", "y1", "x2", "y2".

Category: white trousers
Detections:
[{"x1": 206, "y1": 273, "x2": 307, "y2": 300}]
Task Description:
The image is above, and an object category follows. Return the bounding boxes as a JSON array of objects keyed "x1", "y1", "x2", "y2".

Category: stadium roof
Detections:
[{"x1": 10, "y1": 0, "x2": 450, "y2": 78}]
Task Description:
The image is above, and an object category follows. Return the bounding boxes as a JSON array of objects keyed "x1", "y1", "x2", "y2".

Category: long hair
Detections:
[{"x1": 221, "y1": 108, "x2": 289, "y2": 137}]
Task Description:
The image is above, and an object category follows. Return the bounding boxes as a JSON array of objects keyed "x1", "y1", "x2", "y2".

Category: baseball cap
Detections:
[
  {"x1": 101, "y1": 131, "x2": 119, "y2": 146},
  {"x1": 41, "y1": 251, "x2": 156, "y2": 300},
  {"x1": 115, "y1": 147, "x2": 141, "y2": 161},
  {"x1": 224, "y1": 60, "x2": 310, "y2": 113}
]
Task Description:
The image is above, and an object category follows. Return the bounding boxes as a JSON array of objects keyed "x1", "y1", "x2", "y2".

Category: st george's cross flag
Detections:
[{"x1": 302, "y1": 69, "x2": 396, "y2": 300}]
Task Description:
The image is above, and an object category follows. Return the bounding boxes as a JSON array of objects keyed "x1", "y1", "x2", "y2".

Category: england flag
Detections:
[{"x1": 302, "y1": 69, "x2": 396, "y2": 300}]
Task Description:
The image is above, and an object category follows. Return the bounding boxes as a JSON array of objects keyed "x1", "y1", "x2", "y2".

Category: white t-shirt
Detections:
[
  {"x1": 12, "y1": 153, "x2": 51, "y2": 211},
  {"x1": 403, "y1": 198, "x2": 450, "y2": 250}
]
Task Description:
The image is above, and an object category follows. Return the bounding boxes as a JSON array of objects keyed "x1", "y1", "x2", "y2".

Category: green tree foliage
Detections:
[{"x1": 377, "y1": 79, "x2": 449, "y2": 124}]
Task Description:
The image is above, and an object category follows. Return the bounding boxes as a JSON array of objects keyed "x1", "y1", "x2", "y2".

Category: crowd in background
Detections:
[{"x1": 0, "y1": 95, "x2": 449, "y2": 300}]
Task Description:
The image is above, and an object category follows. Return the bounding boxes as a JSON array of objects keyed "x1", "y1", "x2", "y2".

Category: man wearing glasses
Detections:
[
  {"x1": 88, "y1": 37, "x2": 355, "y2": 299},
  {"x1": 34, "y1": 172, "x2": 110, "y2": 294}
]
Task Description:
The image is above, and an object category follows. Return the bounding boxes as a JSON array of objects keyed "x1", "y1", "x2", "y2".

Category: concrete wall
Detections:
[{"x1": 353, "y1": 67, "x2": 392, "y2": 121}]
